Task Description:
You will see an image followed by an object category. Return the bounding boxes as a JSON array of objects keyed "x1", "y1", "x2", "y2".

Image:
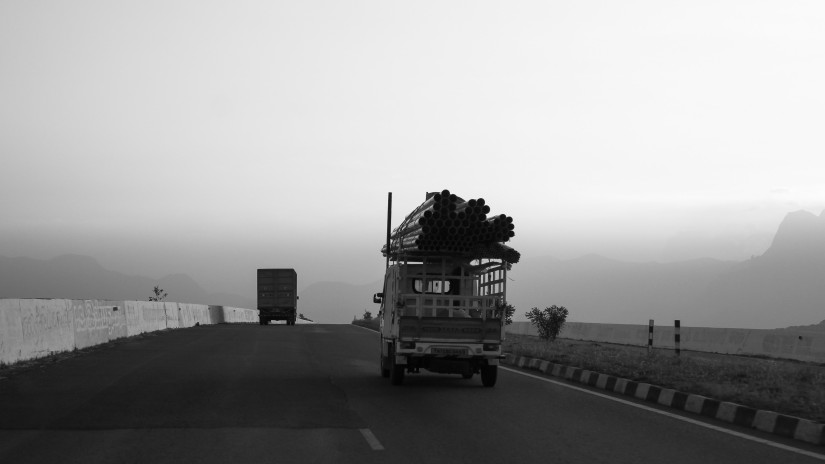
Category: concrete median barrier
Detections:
[
  {"x1": 0, "y1": 299, "x2": 74, "y2": 364},
  {"x1": 208, "y1": 305, "x2": 225, "y2": 323},
  {"x1": 72, "y1": 300, "x2": 127, "y2": 350},
  {"x1": 176, "y1": 303, "x2": 208, "y2": 328},
  {"x1": 125, "y1": 301, "x2": 168, "y2": 336},
  {"x1": 1, "y1": 298, "x2": 260, "y2": 365},
  {"x1": 163, "y1": 302, "x2": 180, "y2": 329},
  {"x1": 0, "y1": 299, "x2": 24, "y2": 364},
  {"x1": 221, "y1": 306, "x2": 258, "y2": 323}
]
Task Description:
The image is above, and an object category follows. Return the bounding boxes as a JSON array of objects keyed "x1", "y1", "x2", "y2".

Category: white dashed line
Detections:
[
  {"x1": 501, "y1": 366, "x2": 825, "y2": 462},
  {"x1": 360, "y1": 428, "x2": 385, "y2": 451}
]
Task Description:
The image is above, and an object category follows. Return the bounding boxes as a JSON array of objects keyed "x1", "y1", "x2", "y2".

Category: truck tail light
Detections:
[
  {"x1": 401, "y1": 342, "x2": 416, "y2": 349},
  {"x1": 483, "y1": 344, "x2": 499, "y2": 352}
]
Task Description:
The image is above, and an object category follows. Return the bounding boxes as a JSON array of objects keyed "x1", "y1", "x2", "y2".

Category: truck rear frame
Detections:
[
  {"x1": 257, "y1": 268, "x2": 298, "y2": 326},
  {"x1": 377, "y1": 255, "x2": 508, "y2": 386}
]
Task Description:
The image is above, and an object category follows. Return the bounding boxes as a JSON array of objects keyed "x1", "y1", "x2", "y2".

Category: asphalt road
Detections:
[{"x1": 1, "y1": 324, "x2": 822, "y2": 464}]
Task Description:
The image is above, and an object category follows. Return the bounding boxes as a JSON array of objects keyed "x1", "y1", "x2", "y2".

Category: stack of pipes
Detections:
[{"x1": 382, "y1": 189, "x2": 520, "y2": 262}]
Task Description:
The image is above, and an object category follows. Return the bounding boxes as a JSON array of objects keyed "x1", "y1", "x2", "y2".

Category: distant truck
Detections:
[{"x1": 257, "y1": 269, "x2": 298, "y2": 326}]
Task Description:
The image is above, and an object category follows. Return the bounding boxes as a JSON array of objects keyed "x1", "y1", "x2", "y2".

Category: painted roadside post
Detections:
[{"x1": 675, "y1": 320, "x2": 681, "y2": 357}]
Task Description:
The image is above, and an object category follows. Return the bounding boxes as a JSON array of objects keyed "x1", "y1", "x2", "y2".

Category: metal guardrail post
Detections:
[{"x1": 675, "y1": 320, "x2": 681, "y2": 357}]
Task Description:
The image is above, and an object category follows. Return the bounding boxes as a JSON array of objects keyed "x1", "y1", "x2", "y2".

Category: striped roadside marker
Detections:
[{"x1": 675, "y1": 320, "x2": 681, "y2": 357}]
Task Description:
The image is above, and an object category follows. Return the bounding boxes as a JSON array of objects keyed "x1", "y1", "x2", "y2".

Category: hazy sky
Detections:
[{"x1": 2, "y1": 1, "x2": 824, "y2": 299}]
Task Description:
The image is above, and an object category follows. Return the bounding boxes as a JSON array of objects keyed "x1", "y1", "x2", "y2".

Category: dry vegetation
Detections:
[
  {"x1": 504, "y1": 333, "x2": 825, "y2": 423},
  {"x1": 350, "y1": 320, "x2": 824, "y2": 423}
]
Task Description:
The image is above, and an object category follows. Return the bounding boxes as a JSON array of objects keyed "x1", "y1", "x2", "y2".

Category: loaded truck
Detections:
[
  {"x1": 257, "y1": 268, "x2": 298, "y2": 325},
  {"x1": 375, "y1": 190, "x2": 519, "y2": 387}
]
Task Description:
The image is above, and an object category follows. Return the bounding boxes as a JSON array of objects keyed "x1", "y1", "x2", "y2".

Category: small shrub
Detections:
[
  {"x1": 149, "y1": 285, "x2": 168, "y2": 302},
  {"x1": 498, "y1": 302, "x2": 516, "y2": 325},
  {"x1": 525, "y1": 305, "x2": 569, "y2": 341}
]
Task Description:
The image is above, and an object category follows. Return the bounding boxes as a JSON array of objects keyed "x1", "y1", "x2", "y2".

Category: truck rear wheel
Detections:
[
  {"x1": 390, "y1": 349, "x2": 405, "y2": 386},
  {"x1": 380, "y1": 341, "x2": 390, "y2": 378},
  {"x1": 380, "y1": 355, "x2": 390, "y2": 378},
  {"x1": 481, "y1": 365, "x2": 497, "y2": 387}
]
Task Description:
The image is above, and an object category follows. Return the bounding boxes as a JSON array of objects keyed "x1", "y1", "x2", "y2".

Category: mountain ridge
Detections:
[
  {"x1": 762, "y1": 209, "x2": 825, "y2": 261},
  {"x1": 508, "y1": 209, "x2": 825, "y2": 329},
  {"x1": 2, "y1": 209, "x2": 823, "y2": 328},
  {"x1": 0, "y1": 254, "x2": 255, "y2": 309}
]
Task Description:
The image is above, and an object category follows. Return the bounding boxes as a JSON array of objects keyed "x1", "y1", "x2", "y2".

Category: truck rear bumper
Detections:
[
  {"x1": 259, "y1": 311, "x2": 295, "y2": 318},
  {"x1": 392, "y1": 341, "x2": 501, "y2": 365},
  {"x1": 394, "y1": 354, "x2": 499, "y2": 375},
  {"x1": 395, "y1": 355, "x2": 499, "y2": 362}
]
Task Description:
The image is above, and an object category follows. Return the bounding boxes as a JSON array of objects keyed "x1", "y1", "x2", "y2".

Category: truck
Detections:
[
  {"x1": 257, "y1": 268, "x2": 298, "y2": 326},
  {"x1": 375, "y1": 191, "x2": 518, "y2": 387}
]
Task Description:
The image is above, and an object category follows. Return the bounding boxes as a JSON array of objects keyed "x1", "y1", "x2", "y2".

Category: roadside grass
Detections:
[{"x1": 504, "y1": 333, "x2": 825, "y2": 423}]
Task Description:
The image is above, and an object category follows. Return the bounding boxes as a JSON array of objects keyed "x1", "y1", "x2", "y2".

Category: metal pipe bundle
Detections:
[{"x1": 382, "y1": 189, "x2": 519, "y2": 262}]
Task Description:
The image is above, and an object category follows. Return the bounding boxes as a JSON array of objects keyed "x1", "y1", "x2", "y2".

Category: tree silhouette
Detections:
[
  {"x1": 498, "y1": 302, "x2": 516, "y2": 325},
  {"x1": 525, "y1": 305, "x2": 569, "y2": 341},
  {"x1": 149, "y1": 285, "x2": 168, "y2": 302}
]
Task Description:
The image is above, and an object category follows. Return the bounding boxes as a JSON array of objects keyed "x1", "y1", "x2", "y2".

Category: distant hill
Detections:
[
  {"x1": 508, "y1": 254, "x2": 739, "y2": 327},
  {"x1": 762, "y1": 209, "x2": 825, "y2": 260},
  {"x1": 3, "y1": 209, "x2": 823, "y2": 328},
  {"x1": 290, "y1": 210, "x2": 825, "y2": 327},
  {"x1": 780, "y1": 319, "x2": 825, "y2": 333},
  {"x1": 508, "y1": 210, "x2": 825, "y2": 329},
  {"x1": 0, "y1": 253, "x2": 382, "y2": 324},
  {"x1": 0, "y1": 254, "x2": 256, "y2": 309},
  {"x1": 698, "y1": 209, "x2": 825, "y2": 328}
]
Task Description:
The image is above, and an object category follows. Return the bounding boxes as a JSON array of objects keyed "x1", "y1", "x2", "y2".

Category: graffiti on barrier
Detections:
[
  {"x1": 20, "y1": 303, "x2": 73, "y2": 339},
  {"x1": 72, "y1": 300, "x2": 127, "y2": 348}
]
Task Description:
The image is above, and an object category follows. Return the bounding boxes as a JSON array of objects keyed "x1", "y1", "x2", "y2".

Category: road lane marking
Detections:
[
  {"x1": 359, "y1": 428, "x2": 385, "y2": 451},
  {"x1": 350, "y1": 324, "x2": 379, "y2": 333},
  {"x1": 501, "y1": 366, "x2": 825, "y2": 462}
]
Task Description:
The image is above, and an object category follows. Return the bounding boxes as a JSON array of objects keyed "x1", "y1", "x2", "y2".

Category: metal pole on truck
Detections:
[{"x1": 386, "y1": 192, "x2": 392, "y2": 270}]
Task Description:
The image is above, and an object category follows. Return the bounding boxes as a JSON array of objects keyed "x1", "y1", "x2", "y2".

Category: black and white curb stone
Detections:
[{"x1": 505, "y1": 354, "x2": 825, "y2": 447}]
